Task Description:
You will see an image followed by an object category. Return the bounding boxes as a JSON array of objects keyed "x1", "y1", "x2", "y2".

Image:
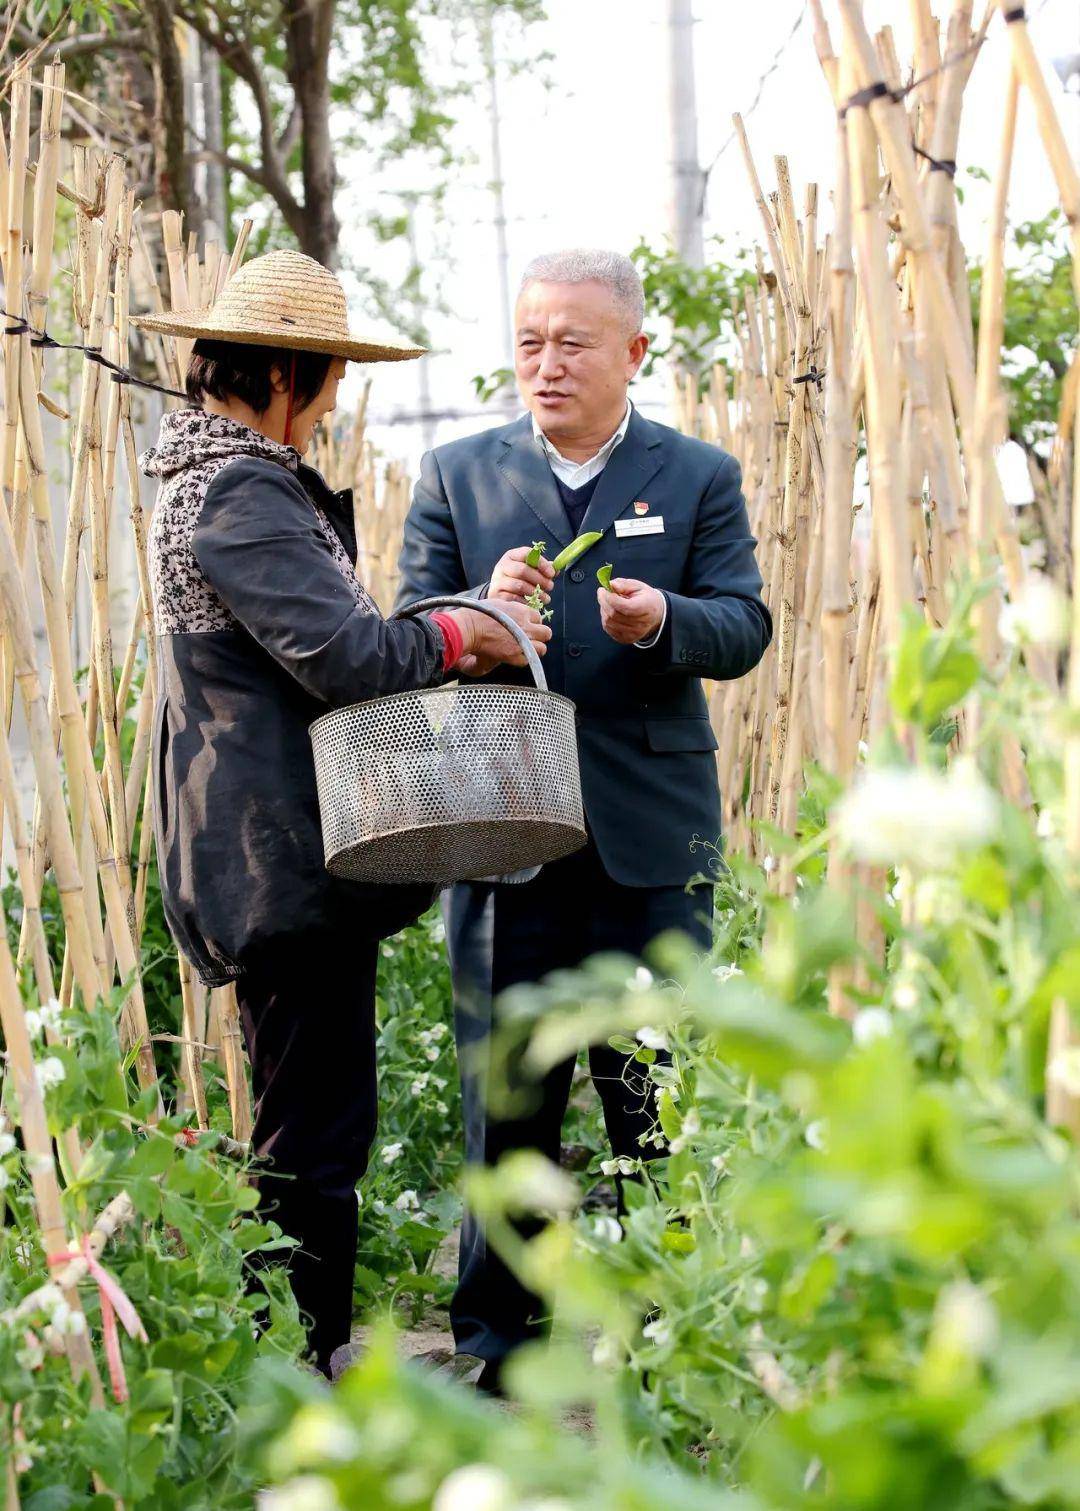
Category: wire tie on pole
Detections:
[
  {"x1": 1, "y1": 310, "x2": 189, "y2": 401},
  {"x1": 912, "y1": 143, "x2": 958, "y2": 177},
  {"x1": 839, "y1": 80, "x2": 896, "y2": 118}
]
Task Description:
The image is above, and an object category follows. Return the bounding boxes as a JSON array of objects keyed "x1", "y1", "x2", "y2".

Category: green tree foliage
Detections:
[
  {"x1": 631, "y1": 235, "x2": 755, "y2": 378},
  {"x1": 970, "y1": 208, "x2": 1078, "y2": 458}
]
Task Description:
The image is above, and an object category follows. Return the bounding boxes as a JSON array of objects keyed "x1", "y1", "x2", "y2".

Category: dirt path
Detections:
[{"x1": 347, "y1": 1229, "x2": 593, "y2": 1432}]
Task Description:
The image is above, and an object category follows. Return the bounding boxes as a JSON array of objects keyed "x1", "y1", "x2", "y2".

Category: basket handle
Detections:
[{"x1": 391, "y1": 594, "x2": 548, "y2": 692}]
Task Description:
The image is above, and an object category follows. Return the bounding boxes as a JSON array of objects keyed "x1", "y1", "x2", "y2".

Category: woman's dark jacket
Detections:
[{"x1": 143, "y1": 409, "x2": 445, "y2": 985}]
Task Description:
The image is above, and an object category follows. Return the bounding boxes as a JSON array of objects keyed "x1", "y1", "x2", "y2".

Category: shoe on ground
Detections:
[{"x1": 412, "y1": 1347, "x2": 486, "y2": 1387}]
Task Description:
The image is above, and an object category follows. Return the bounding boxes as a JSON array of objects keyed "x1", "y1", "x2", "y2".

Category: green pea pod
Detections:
[
  {"x1": 596, "y1": 563, "x2": 613, "y2": 590},
  {"x1": 525, "y1": 540, "x2": 546, "y2": 569},
  {"x1": 551, "y1": 530, "x2": 603, "y2": 574}
]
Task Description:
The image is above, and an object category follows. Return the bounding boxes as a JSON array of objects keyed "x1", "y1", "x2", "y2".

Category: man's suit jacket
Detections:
[{"x1": 395, "y1": 407, "x2": 772, "y2": 888}]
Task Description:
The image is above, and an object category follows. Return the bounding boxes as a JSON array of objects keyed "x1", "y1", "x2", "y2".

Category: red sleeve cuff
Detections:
[{"x1": 430, "y1": 611, "x2": 464, "y2": 672}]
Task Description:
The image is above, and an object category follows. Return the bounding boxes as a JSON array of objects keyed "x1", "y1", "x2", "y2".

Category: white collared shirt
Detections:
[
  {"x1": 531, "y1": 400, "x2": 632, "y2": 488},
  {"x1": 531, "y1": 401, "x2": 666, "y2": 648}
]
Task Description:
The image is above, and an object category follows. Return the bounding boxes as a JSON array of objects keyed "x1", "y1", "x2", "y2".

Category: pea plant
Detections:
[
  {"x1": 0, "y1": 992, "x2": 305, "y2": 1506},
  {"x1": 358, "y1": 910, "x2": 463, "y2": 1322},
  {"x1": 251, "y1": 607, "x2": 1080, "y2": 1509}
]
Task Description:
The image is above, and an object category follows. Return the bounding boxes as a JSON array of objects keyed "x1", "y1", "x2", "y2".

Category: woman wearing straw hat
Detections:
[{"x1": 136, "y1": 249, "x2": 550, "y2": 1375}]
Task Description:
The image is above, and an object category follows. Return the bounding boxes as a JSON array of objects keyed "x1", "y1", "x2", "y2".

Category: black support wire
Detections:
[{"x1": 2, "y1": 314, "x2": 189, "y2": 401}]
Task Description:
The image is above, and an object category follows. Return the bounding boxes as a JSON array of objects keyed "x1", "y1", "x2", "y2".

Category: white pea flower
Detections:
[
  {"x1": 409, "y1": 1074, "x2": 430, "y2": 1097},
  {"x1": 17, "y1": 1332, "x2": 44, "y2": 1371},
  {"x1": 711, "y1": 1154, "x2": 728, "y2": 1174},
  {"x1": 435, "y1": 1101, "x2": 449, "y2": 1116},
  {"x1": 592, "y1": 1333, "x2": 622, "y2": 1368},
  {"x1": 1036, "y1": 808, "x2": 1057, "y2": 839},
  {"x1": 24, "y1": 1009, "x2": 44, "y2": 1038},
  {"x1": 712, "y1": 962, "x2": 743, "y2": 982},
  {"x1": 48, "y1": 1299, "x2": 72, "y2": 1334},
  {"x1": 636, "y1": 1025, "x2": 668, "y2": 1052},
  {"x1": 33, "y1": 1284, "x2": 63, "y2": 1314},
  {"x1": 285, "y1": 1403, "x2": 362, "y2": 1464},
  {"x1": 653, "y1": 1084, "x2": 679, "y2": 1106},
  {"x1": 835, "y1": 762, "x2": 999, "y2": 870},
  {"x1": 35, "y1": 1057, "x2": 66, "y2": 1091},
  {"x1": 913, "y1": 875, "x2": 963, "y2": 929},
  {"x1": 425, "y1": 1046, "x2": 440, "y2": 1062},
  {"x1": 0, "y1": 1132, "x2": 16, "y2": 1157},
  {"x1": 261, "y1": 1476, "x2": 342, "y2": 1511},
  {"x1": 892, "y1": 980, "x2": 919, "y2": 1011},
  {"x1": 600, "y1": 1156, "x2": 637, "y2": 1177},
  {"x1": 393, "y1": 1189, "x2": 420, "y2": 1212},
  {"x1": 27, "y1": 1153, "x2": 52, "y2": 1176},
  {"x1": 592, "y1": 1215, "x2": 622, "y2": 1243},
  {"x1": 999, "y1": 576, "x2": 1069, "y2": 649},
  {"x1": 432, "y1": 1076, "x2": 448, "y2": 1090},
  {"x1": 380, "y1": 1142, "x2": 403, "y2": 1165},
  {"x1": 642, "y1": 1317, "x2": 672, "y2": 1347},
  {"x1": 804, "y1": 1120, "x2": 827, "y2": 1151},
  {"x1": 762, "y1": 854, "x2": 776, "y2": 874},
  {"x1": 497, "y1": 1152, "x2": 579, "y2": 1215},
  {"x1": 429, "y1": 1022, "x2": 447, "y2": 1041},
  {"x1": 433, "y1": 1464, "x2": 513, "y2": 1511},
  {"x1": 40, "y1": 998, "x2": 63, "y2": 1031},
  {"x1": 371, "y1": 1199, "x2": 388, "y2": 1216},
  {"x1": 852, "y1": 1008, "x2": 892, "y2": 1046},
  {"x1": 857, "y1": 739, "x2": 869, "y2": 761},
  {"x1": 628, "y1": 966, "x2": 654, "y2": 992},
  {"x1": 417, "y1": 1029, "x2": 434, "y2": 1046},
  {"x1": 1047, "y1": 1048, "x2": 1080, "y2": 1099},
  {"x1": 933, "y1": 1280, "x2": 998, "y2": 1359}
]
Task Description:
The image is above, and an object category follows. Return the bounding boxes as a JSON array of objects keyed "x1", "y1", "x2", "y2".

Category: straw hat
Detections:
[{"x1": 132, "y1": 249, "x2": 425, "y2": 363}]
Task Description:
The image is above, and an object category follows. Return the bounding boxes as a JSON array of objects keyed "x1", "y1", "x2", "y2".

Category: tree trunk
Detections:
[
  {"x1": 667, "y1": 0, "x2": 704, "y2": 267},
  {"x1": 283, "y1": 0, "x2": 340, "y2": 268},
  {"x1": 143, "y1": 0, "x2": 196, "y2": 230}
]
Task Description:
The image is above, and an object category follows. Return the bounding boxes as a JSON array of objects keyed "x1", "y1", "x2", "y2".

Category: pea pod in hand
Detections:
[
  {"x1": 596, "y1": 563, "x2": 613, "y2": 590},
  {"x1": 525, "y1": 540, "x2": 546, "y2": 569},
  {"x1": 551, "y1": 530, "x2": 603, "y2": 574}
]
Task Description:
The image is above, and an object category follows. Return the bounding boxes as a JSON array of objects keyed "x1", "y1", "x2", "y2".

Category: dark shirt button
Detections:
[
  {"x1": 570, "y1": 567, "x2": 585, "y2": 584},
  {"x1": 568, "y1": 643, "x2": 583, "y2": 658}
]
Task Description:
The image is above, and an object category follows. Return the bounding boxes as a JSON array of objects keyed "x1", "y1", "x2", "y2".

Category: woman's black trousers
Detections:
[{"x1": 236, "y1": 933, "x2": 378, "y2": 1373}]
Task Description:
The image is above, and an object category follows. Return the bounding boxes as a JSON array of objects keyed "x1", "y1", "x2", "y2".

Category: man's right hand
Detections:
[
  {"x1": 449, "y1": 599, "x2": 552, "y2": 676},
  {"x1": 488, "y1": 545, "x2": 556, "y2": 605}
]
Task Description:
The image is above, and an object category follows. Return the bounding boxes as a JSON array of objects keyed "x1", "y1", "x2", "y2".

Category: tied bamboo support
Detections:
[{"x1": 664, "y1": 6, "x2": 1077, "y2": 1042}]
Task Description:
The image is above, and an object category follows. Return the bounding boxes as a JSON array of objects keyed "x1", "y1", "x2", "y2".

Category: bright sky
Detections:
[{"x1": 336, "y1": 0, "x2": 1080, "y2": 476}]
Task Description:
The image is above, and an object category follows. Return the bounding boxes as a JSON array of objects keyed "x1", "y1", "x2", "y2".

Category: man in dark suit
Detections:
[{"x1": 396, "y1": 248, "x2": 771, "y2": 1390}]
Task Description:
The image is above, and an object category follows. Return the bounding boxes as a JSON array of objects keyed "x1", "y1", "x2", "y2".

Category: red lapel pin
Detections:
[{"x1": 633, "y1": 500, "x2": 649, "y2": 515}]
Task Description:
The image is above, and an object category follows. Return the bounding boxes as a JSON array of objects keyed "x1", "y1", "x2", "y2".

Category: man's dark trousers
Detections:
[
  {"x1": 446, "y1": 839, "x2": 712, "y2": 1370},
  {"x1": 396, "y1": 406, "x2": 772, "y2": 1374}
]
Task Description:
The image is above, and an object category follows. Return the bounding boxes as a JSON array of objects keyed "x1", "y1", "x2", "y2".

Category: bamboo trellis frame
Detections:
[
  {"x1": 0, "y1": 66, "x2": 260, "y2": 1477},
  {"x1": 0, "y1": 9, "x2": 1075, "y2": 1496}
]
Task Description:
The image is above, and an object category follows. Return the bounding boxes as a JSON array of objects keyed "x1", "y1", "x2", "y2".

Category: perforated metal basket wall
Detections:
[{"x1": 309, "y1": 597, "x2": 586, "y2": 885}]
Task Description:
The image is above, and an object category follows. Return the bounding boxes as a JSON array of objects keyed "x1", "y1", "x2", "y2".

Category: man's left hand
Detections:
[{"x1": 597, "y1": 578, "x2": 665, "y2": 645}]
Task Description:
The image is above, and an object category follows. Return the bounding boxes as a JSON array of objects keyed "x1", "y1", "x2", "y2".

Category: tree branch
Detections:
[
  {"x1": 187, "y1": 130, "x2": 306, "y2": 242},
  {"x1": 277, "y1": 101, "x2": 301, "y2": 159},
  {"x1": 175, "y1": 3, "x2": 298, "y2": 220},
  {"x1": 14, "y1": 22, "x2": 147, "y2": 61}
]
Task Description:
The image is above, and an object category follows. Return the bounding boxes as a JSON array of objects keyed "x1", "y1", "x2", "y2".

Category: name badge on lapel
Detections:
[{"x1": 615, "y1": 515, "x2": 665, "y2": 538}]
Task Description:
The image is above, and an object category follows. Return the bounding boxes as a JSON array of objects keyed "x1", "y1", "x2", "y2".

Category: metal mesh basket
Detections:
[{"x1": 310, "y1": 595, "x2": 586, "y2": 885}]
